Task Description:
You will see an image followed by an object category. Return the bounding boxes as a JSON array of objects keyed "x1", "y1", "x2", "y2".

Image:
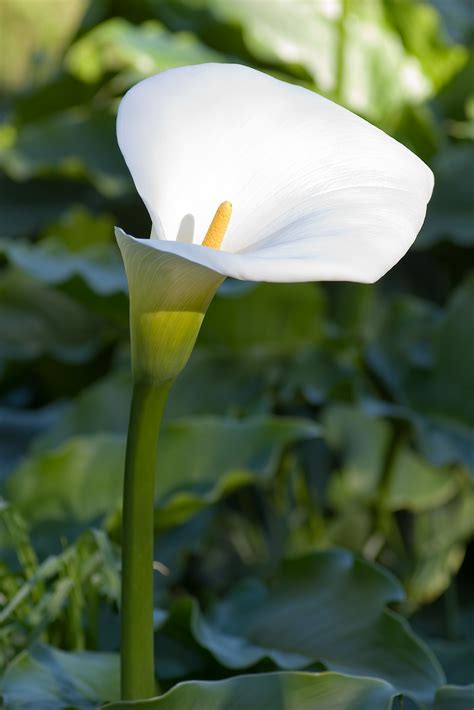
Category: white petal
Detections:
[{"x1": 117, "y1": 63, "x2": 433, "y2": 283}]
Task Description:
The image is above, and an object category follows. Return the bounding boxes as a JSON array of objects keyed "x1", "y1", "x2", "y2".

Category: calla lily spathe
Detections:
[
  {"x1": 116, "y1": 62, "x2": 434, "y2": 385},
  {"x1": 116, "y1": 62, "x2": 433, "y2": 285}
]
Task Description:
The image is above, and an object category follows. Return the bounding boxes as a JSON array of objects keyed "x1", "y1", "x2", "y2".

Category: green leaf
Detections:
[
  {"x1": 103, "y1": 671, "x2": 397, "y2": 710},
  {"x1": 386, "y1": 449, "x2": 459, "y2": 513},
  {"x1": 0, "y1": 271, "x2": 106, "y2": 364},
  {"x1": 0, "y1": 404, "x2": 60, "y2": 479},
  {"x1": 44, "y1": 207, "x2": 116, "y2": 250},
  {"x1": 154, "y1": 596, "x2": 220, "y2": 681},
  {"x1": 424, "y1": 274, "x2": 474, "y2": 429},
  {"x1": 168, "y1": 348, "x2": 273, "y2": 417},
  {"x1": 33, "y1": 369, "x2": 132, "y2": 451},
  {"x1": 413, "y1": 488, "x2": 474, "y2": 560},
  {"x1": 193, "y1": 0, "x2": 458, "y2": 125},
  {"x1": 407, "y1": 545, "x2": 466, "y2": 605},
  {"x1": 0, "y1": 236, "x2": 126, "y2": 296},
  {"x1": 429, "y1": 638, "x2": 474, "y2": 685},
  {"x1": 0, "y1": 110, "x2": 130, "y2": 197},
  {"x1": 66, "y1": 18, "x2": 224, "y2": 85},
  {"x1": 33, "y1": 350, "x2": 272, "y2": 453},
  {"x1": 279, "y1": 345, "x2": 360, "y2": 407},
  {"x1": 7, "y1": 416, "x2": 319, "y2": 528},
  {"x1": 192, "y1": 550, "x2": 444, "y2": 702},
  {"x1": 0, "y1": 175, "x2": 98, "y2": 239},
  {"x1": 386, "y1": 1, "x2": 467, "y2": 90},
  {"x1": 433, "y1": 684, "x2": 474, "y2": 710},
  {"x1": 200, "y1": 282, "x2": 324, "y2": 352},
  {"x1": 6, "y1": 434, "x2": 124, "y2": 525},
  {"x1": 430, "y1": 0, "x2": 474, "y2": 43},
  {"x1": 155, "y1": 416, "x2": 319, "y2": 516},
  {"x1": 419, "y1": 145, "x2": 474, "y2": 247},
  {"x1": 323, "y1": 405, "x2": 390, "y2": 503},
  {"x1": 367, "y1": 281, "x2": 474, "y2": 472},
  {"x1": 406, "y1": 487, "x2": 474, "y2": 602},
  {"x1": 0, "y1": 643, "x2": 119, "y2": 709},
  {"x1": 324, "y1": 404, "x2": 459, "y2": 513}
]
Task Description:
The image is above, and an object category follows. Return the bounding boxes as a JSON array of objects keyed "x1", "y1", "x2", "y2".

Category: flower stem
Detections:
[{"x1": 121, "y1": 380, "x2": 171, "y2": 700}]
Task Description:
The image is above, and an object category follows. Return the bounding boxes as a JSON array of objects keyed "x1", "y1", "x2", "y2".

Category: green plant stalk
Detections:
[
  {"x1": 116, "y1": 230, "x2": 224, "y2": 699},
  {"x1": 121, "y1": 380, "x2": 171, "y2": 700}
]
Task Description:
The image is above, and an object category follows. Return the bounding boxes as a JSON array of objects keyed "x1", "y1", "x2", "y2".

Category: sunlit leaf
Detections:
[
  {"x1": 407, "y1": 545, "x2": 466, "y2": 604},
  {"x1": 0, "y1": 0, "x2": 90, "y2": 92},
  {"x1": 386, "y1": 449, "x2": 459, "y2": 513},
  {"x1": 190, "y1": 0, "x2": 457, "y2": 125},
  {"x1": 7, "y1": 417, "x2": 319, "y2": 527},
  {"x1": 66, "y1": 18, "x2": 224, "y2": 85},
  {"x1": 386, "y1": 1, "x2": 467, "y2": 90}
]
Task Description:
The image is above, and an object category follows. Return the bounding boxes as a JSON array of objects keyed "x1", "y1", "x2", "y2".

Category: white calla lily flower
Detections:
[
  {"x1": 116, "y1": 62, "x2": 433, "y2": 384},
  {"x1": 116, "y1": 62, "x2": 433, "y2": 284}
]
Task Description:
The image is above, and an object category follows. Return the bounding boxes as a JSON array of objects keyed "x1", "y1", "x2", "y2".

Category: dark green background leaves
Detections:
[{"x1": 0, "y1": 0, "x2": 473, "y2": 708}]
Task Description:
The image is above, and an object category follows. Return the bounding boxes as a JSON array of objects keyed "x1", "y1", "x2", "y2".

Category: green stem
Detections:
[{"x1": 121, "y1": 380, "x2": 171, "y2": 700}]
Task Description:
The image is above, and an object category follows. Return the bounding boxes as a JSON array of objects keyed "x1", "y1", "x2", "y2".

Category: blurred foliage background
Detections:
[{"x1": 0, "y1": 0, "x2": 473, "y2": 708}]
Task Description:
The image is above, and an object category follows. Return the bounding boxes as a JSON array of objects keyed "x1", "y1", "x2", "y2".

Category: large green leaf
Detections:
[
  {"x1": 386, "y1": 449, "x2": 459, "y2": 513},
  {"x1": 168, "y1": 348, "x2": 273, "y2": 418},
  {"x1": 385, "y1": 1, "x2": 467, "y2": 90},
  {"x1": 7, "y1": 416, "x2": 319, "y2": 527},
  {"x1": 422, "y1": 275, "x2": 474, "y2": 429},
  {"x1": 0, "y1": 643, "x2": 119, "y2": 709},
  {"x1": 430, "y1": 0, "x2": 474, "y2": 43},
  {"x1": 33, "y1": 369, "x2": 132, "y2": 451},
  {"x1": 0, "y1": 110, "x2": 130, "y2": 197},
  {"x1": 189, "y1": 0, "x2": 464, "y2": 125},
  {"x1": 0, "y1": 175, "x2": 99, "y2": 239},
  {"x1": 200, "y1": 282, "x2": 324, "y2": 352},
  {"x1": 192, "y1": 550, "x2": 444, "y2": 702},
  {"x1": 407, "y1": 485, "x2": 474, "y2": 602},
  {"x1": 419, "y1": 145, "x2": 474, "y2": 247},
  {"x1": 33, "y1": 349, "x2": 273, "y2": 453},
  {"x1": 0, "y1": 404, "x2": 60, "y2": 479},
  {"x1": 104, "y1": 671, "x2": 397, "y2": 710},
  {"x1": 0, "y1": 271, "x2": 106, "y2": 364},
  {"x1": 323, "y1": 404, "x2": 390, "y2": 502},
  {"x1": 367, "y1": 280, "x2": 474, "y2": 472},
  {"x1": 279, "y1": 344, "x2": 361, "y2": 407},
  {"x1": 44, "y1": 207, "x2": 115, "y2": 250},
  {"x1": 66, "y1": 18, "x2": 224, "y2": 86},
  {"x1": 0, "y1": 237, "x2": 126, "y2": 295},
  {"x1": 413, "y1": 487, "x2": 474, "y2": 562},
  {"x1": 6, "y1": 434, "x2": 124, "y2": 525},
  {"x1": 324, "y1": 404, "x2": 458, "y2": 512}
]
